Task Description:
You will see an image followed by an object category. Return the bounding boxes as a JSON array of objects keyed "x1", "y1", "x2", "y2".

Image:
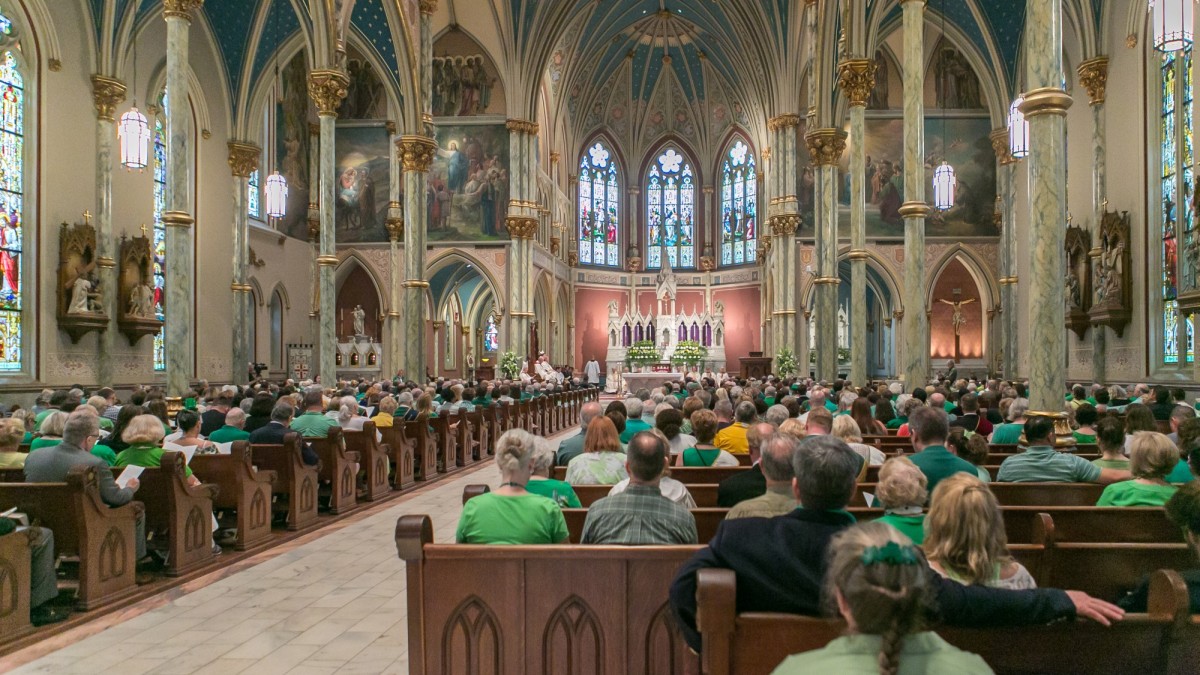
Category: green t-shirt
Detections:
[
  {"x1": 208, "y1": 425, "x2": 251, "y2": 443},
  {"x1": 289, "y1": 411, "x2": 340, "y2": 438},
  {"x1": 91, "y1": 444, "x2": 117, "y2": 466},
  {"x1": 1097, "y1": 481, "x2": 1178, "y2": 507},
  {"x1": 771, "y1": 632, "x2": 992, "y2": 675},
  {"x1": 29, "y1": 437, "x2": 61, "y2": 451},
  {"x1": 525, "y1": 478, "x2": 581, "y2": 508},
  {"x1": 115, "y1": 443, "x2": 193, "y2": 477},
  {"x1": 1072, "y1": 431, "x2": 1097, "y2": 444},
  {"x1": 98, "y1": 417, "x2": 114, "y2": 432},
  {"x1": 1092, "y1": 457, "x2": 1131, "y2": 471},
  {"x1": 1166, "y1": 459, "x2": 1196, "y2": 484},
  {"x1": 455, "y1": 492, "x2": 568, "y2": 544},
  {"x1": 681, "y1": 448, "x2": 721, "y2": 467},
  {"x1": 33, "y1": 409, "x2": 54, "y2": 427},
  {"x1": 990, "y1": 423, "x2": 1024, "y2": 444},
  {"x1": 876, "y1": 513, "x2": 926, "y2": 545},
  {"x1": 885, "y1": 416, "x2": 906, "y2": 429}
]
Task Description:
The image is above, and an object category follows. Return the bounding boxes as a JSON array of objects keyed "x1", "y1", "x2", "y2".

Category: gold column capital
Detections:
[
  {"x1": 989, "y1": 128, "x2": 1016, "y2": 165},
  {"x1": 761, "y1": 146, "x2": 772, "y2": 162},
  {"x1": 1020, "y1": 87, "x2": 1073, "y2": 118},
  {"x1": 767, "y1": 114, "x2": 801, "y2": 132},
  {"x1": 1077, "y1": 56, "x2": 1109, "y2": 106},
  {"x1": 505, "y1": 118, "x2": 539, "y2": 135},
  {"x1": 90, "y1": 75, "x2": 127, "y2": 121},
  {"x1": 837, "y1": 59, "x2": 878, "y2": 108},
  {"x1": 419, "y1": 0, "x2": 437, "y2": 15},
  {"x1": 506, "y1": 216, "x2": 539, "y2": 239},
  {"x1": 307, "y1": 69, "x2": 349, "y2": 117},
  {"x1": 550, "y1": 152, "x2": 560, "y2": 163},
  {"x1": 226, "y1": 141, "x2": 261, "y2": 178},
  {"x1": 771, "y1": 214, "x2": 801, "y2": 236},
  {"x1": 162, "y1": 0, "x2": 204, "y2": 21},
  {"x1": 386, "y1": 216, "x2": 404, "y2": 241},
  {"x1": 804, "y1": 128, "x2": 848, "y2": 166},
  {"x1": 396, "y1": 135, "x2": 438, "y2": 172}
]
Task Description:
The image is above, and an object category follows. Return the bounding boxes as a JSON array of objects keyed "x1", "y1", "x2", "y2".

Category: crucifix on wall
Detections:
[{"x1": 937, "y1": 296, "x2": 977, "y2": 361}]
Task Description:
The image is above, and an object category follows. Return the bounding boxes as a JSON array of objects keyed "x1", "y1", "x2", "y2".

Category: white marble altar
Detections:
[{"x1": 618, "y1": 371, "x2": 683, "y2": 396}]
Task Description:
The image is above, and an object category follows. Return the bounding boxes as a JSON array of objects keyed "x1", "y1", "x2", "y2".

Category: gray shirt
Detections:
[
  {"x1": 24, "y1": 441, "x2": 135, "y2": 507},
  {"x1": 581, "y1": 484, "x2": 697, "y2": 545}
]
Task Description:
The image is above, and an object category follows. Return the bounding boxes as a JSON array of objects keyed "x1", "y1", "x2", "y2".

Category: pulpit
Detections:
[{"x1": 739, "y1": 352, "x2": 772, "y2": 379}]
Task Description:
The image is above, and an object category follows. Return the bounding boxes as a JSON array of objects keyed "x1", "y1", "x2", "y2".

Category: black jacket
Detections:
[
  {"x1": 248, "y1": 422, "x2": 319, "y2": 466},
  {"x1": 201, "y1": 408, "x2": 229, "y2": 437},
  {"x1": 716, "y1": 463, "x2": 765, "y2": 508},
  {"x1": 669, "y1": 508, "x2": 1078, "y2": 652}
]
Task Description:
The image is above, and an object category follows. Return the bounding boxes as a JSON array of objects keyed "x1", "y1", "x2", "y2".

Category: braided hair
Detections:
[{"x1": 824, "y1": 522, "x2": 934, "y2": 675}]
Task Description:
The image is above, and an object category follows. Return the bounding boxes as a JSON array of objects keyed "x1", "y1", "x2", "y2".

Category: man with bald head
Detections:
[{"x1": 716, "y1": 422, "x2": 775, "y2": 508}]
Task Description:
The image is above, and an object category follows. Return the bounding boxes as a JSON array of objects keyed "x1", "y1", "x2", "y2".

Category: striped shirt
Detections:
[
  {"x1": 581, "y1": 484, "x2": 697, "y2": 545},
  {"x1": 996, "y1": 446, "x2": 1101, "y2": 483}
]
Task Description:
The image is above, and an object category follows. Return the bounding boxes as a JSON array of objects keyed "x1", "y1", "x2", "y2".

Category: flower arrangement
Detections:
[
  {"x1": 775, "y1": 348, "x2": 798, "y2": 377},
  {"x1": 671, "y1": 340, "x2": 709, "y2": 367},
  {"x1": 625, "y1": 340, "x2": 661, "y2": 366},
  {"x1": 498, "y1": 351, "x2": 522, "y2": 379}
]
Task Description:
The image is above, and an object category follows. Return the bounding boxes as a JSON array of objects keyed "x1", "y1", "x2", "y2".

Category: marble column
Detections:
[
  {"x1": 769, "y1": 115, "x2": 801, "y2": 359},
  {"x1": 162, "y1": 0, "x2": 202, "y2": 396},
  {"x1": 307, "y1": 124, "x2": 320, "y2": 324},
  {"x1": 839, "y1": 59, "x2": 877, "y2": 385},
  {"x1": 990, "y1": 129, "x2": 1018, "y2": 380},
  {"x1": 90, "y1": 75, "x2": 126, "y2": 386},
  {"x1": 397, "y1": 136, "x2": 437, "y2": 381},
  {"x1": 307, "y1": 69, "x2": 348, "y2": 386},
  {"x1": 227, "y1": 142, "x2": 260, "y2": 385},
  {"x1": 506, "y1": 119, "x2": 540, "y2": 358},
  {"x1": 1078, "y1": 57, "x2": 1108, "y2": 385},
  {"x1": 386, "y1": 123, "x2": 403, "y2": 379},
  {"x1": 900, "y1": 0, "x2": 930, "y2": 389},
  {"x1": 1021, "y1": 0, "x2": 1072, "y2": 411},
  {"x1": 419, "y1": 1, "x2": 436, "y2": 136},
  {"x1": 807, "y1": 129, "x2": 847, "y2": 382}
]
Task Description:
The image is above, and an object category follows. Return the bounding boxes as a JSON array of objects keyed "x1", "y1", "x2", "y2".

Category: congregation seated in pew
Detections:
[
  {"x1": 565, "y1": 415, "x2": 627, "y2": 485},
  {"x1": 997, "y1": 415, "x2": 1130, "y2": 484},
  {"x1": 455, "y1": 428, "x2": 568, "y2": 545},
  {"x1": 726, "y1": 432, "x2": 798, "y2": 520},
  {"x1": 874, "y1": 457, "x2": 928, "y2": 544},
  {"x1": 1117, "y1": 481, "x2": 1200, "y2": 612},
  {"x1": 1098, "y1": 432, "x2": 1183, "y2": 506}
]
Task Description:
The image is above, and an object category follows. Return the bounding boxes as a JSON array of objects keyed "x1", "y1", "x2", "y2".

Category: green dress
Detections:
[
  {"x1": 1097, "y1": 481, "x2": 1178, "y2": 507},
  {"x1": 115, "y1": 443, "x2": 194, "y2": 478},
  {"x1": 526, "y1": 478, "x2": 581, "y2": 508},
  {"x1": 29, "y1": 437, "x2": 61, "y2": 451},
  {"x1": 990, "y1": 423, "x2": 1024, "y2": 444},
  {"x1": 455, "y1": 492, "x2": 569, "y2": 544}
]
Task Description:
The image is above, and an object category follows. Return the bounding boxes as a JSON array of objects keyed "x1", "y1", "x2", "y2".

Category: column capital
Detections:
[
  {"x1": 506, "y1": 216, "x2": 539, "y2": 239},
  {"x1": 989, "y1": 128, "x2": 1016, "y2": 165},
  {"x1": 549, "y1": 151, "x2": 560, "y2": 163},
  {"x1": 1077, "y1": 56, "x2": 1109, "y2": 106},
  {"x1": 761, "y1": 146, "x2": 771, "y2": 162},
  {"x1": 386, "y1": 216, "x2": 404, "y2": 241},
  {"x1": 804, "y1": 128, "x2": 848, "y2": 166},
  {"x1": 162, "y1": 0, "x2": 204, "y2": 21},
  {"x1": 396, "y1": 135, "x2": 438, "y2": 172},
  {"x1": 90, "y1": 75, "x2": 127, "y2": 121},
  {"x1": 1019, "y1": 86, "x2": 1073, "y2": 118},
  {"x1": 226, "y1": 141, "x2": 261, "y2": 178},
  {"x1": 767, "y1": 114, "x2": 801, "y2": 132},
  {"x1": 837, "y1": 59, "x2": 878, "y2": 108},
  {"x1": 505, "y1": 118, "x2": 539, "y2": 135},
  {"x1": 419, "y1": 0, "x2": 437, "y2": 15},
  {"x1": 771, "y1": 214, "x2": 801, "y2": 236},
  {"x1": 307, "y1": 69, "x2": 349, "y2": 117}
]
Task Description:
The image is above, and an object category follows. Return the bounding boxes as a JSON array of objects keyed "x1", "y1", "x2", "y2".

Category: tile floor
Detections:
[{"x1": 4, "y1": 458, "x2": 508, "y2": 675}]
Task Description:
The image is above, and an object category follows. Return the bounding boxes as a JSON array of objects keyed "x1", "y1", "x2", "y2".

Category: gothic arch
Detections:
[
  {"x1": 426, "y1": 248, "x2": 503, "y2": 309},
  {"x1": 243, "y1": 34, "x2": 311, "y2": 150},
  {"x1": 246, "y1": 276, "x2": 265, "y2": 307},
  {"x1": 926, "y1": 244, "x2": 999, "y2": 313},
  {"x1": 430, "y1": 25, "x2": 507, "y2": 118},
  {"x1": 335, "y1": 253, "x2": 387, "y2": 313},
  {"x1": 639, "y1": 136, "x2": 704, "y2": 265},
  {"x1": 269, "y1": 281, "x2": 291, "y2": 310}
]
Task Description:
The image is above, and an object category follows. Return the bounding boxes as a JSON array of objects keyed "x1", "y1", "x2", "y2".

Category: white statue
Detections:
[
  {"x1": 352, "y1": 304, "x2": 366, "y2": 336},
  {"x1": 608, "y1": 300, "x2": 619, "y2": 318},
  {"x1": 68, "y1": 275, "x2": 94, "y2": 315},
  {"x1": 128, "y1": 282, "x2": 155, "y2": 318},
  {"x1": 1065, "y1": 272, "x2": 1081, "y2": 309}
]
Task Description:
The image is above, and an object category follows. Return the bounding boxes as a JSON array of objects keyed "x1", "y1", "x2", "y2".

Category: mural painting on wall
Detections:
[
  {"x1": 334, "y1": 123, "x2": 391, "y2": 243},
  {"x1": 276, "y1": 52, "x2": 311, "y2": 241},
  {"x1": 338, "y1": 47, "x2": 388, "y2": 120},
  {"x1": 428, "y1": 123, "x2": 510, "y2": 242},
  {"x1": 431, "y1": 30, "x2": 505, "y2": 118},
  {"x1": 933, "y1": 45, "x2": 984, "y2": 110}
]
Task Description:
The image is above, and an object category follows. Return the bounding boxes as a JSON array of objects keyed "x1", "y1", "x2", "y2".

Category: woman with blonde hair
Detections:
[
  {"x1": 875, "y1": 457, "x2": 929, "y2": 545},
  {"x1": 832, "y1": 415, "x2": 886, "y2": 468},
  {"x1": 0, "y1": 417, "x2": 27, "y2": 468},
  {"x1": 115, "y1": 414, "x2": 201, "y2": 486},
  {"x1": 676, "y1": 409, "x2": 738, "y2": 467},
  {"x1": 455, "y1": 429, "x2": 569, "y2": 544},
  {"x1": 1097, "y1": 432, "x2": 1180, "y2": 507},
  {"x1": 565, "y1": 416, "x2": 628, "y2": 485},
  {"x1": 778, "y1": 418, "x2": 807, "y2": 441},
  {"x1": 30, "y1": 411, "x2": 67, "y2": 451},
  {"x1": 371, "y1": 396, "x2": 398, "y2": 428},
  {"x1": 924, "y1": 472, "x2": 1035, "y2": 590},
  {"x1": 770, "y1": 522, "x2": 990, "y2": 674}
]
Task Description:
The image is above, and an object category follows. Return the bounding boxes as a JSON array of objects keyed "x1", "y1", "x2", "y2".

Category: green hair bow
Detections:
[{"x1": 861, "y1": 541, "x2": 919, "y2": 566}]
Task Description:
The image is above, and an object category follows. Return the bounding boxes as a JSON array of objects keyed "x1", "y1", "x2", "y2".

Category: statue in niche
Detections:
[
  {"x1": 1064, "y1": 224, "x2": 1091, "y2": 338},
  {"x1": 57, "y1": 217, "x2": 109, "y2": 342},
  {"x1": 117, "y1": 230, "x2": 163, "y2": 345},
  {"x1": 868, "y1": 49, "x2": 890, "y2": 110},
  {"x1": 1089, "y1": 209, "x2": 1132, "y2": 336},
  {"x1": 1065, "y1": 272, "x2": 1081, "y2": 309},
  {"x1": 352, "y1": 304, "x2": 366, "y2": 337},
  {"x1": 608, "y1": 300, "x2": 619, "y2": 319},
  {"x1": 67, "y1": 272, "x2": 101, "y2": 314},
  {"x1": 128, "y1": 282, "x2": 155, "y2": 318}
]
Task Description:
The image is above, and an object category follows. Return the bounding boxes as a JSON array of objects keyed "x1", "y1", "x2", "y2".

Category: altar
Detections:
[{"x1": 619, "y1": 370, "x2": 683, "y2": 396}]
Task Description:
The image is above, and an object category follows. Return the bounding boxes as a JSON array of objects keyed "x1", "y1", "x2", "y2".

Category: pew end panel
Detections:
[
  {"x1": 141, "y1": 451, "x2": 219, "y2": 576},
  {"x1": 0, "y1": 528, "x2": 35, "y2": 641},
  {"x1": 309, "y1": 427, "x2": 360, "y2": 515},
  {"x1": 250, "y1": 434, "x2": 320, "y2": 530},
  {"x1": 342, "y1": 422, "x2": 392, "y2": 502},
  {"x1": 190, "y1": 442, "x2": 274, "y2": 551}
]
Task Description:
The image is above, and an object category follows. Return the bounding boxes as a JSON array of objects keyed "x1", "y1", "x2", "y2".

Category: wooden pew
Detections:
[
  {"x1": 572, "y1": 483, "x2": 719, "y2": 508},
  {"x1": 308, "y1": 427, "x2": 361, "y2": 514},
  {"x1": 481, "y1": 406, "x2": 500, "y2": 455},
  {"x1": 405, "y1": 419, "x2": 437, "y2": 481},
  {"x1": 342, "y1": 422, "x2": 391, "y2": 502},
  {"x1": 0, "y1": 465, "x2": 141, "y2": 610},
  {"x1": 395, "y1": 514, "x2": 701, "y2": 675},
  {"x1": 1038, "y1": 542, "x2": 1194, "y2": 600},
  {"x1": 552, "y1": 466, "x2": 745, "y2": 484},
  {"x1": 468, "y1": 409, "x2": 489, "y2": 460},
  {"x1": 451, "y1": 413, "x2": 475, "y2": 468},
  {"x1": 377, "y1": 423, "x2": 415, "y2": 489},
  {"x1": 697, "y1": 567, "x2": 1196, "y2": 675},
  {"x1": 190, "y1": 442, "x2": 275, "y2": 551},
  {"x1": 0, "y1": 468, "x2": 22, "y2": 483},
  {"x1": 428, "y1": 415, "x2": 457, "y2": 474},
  {"x1": 0, "y1": 528, "x2": 35, "y2": 640},
  {"x1": 560, "y1": 507, "x2": 729, "y2": 544},
  {"x1": 852, "y1": 482, "x2": 1106, "y2": 507},
  {"x1": 120, "y1": 451, "x2": 218, "y2": 576},
  {"x1": 250, "y1": 434, "x2": 320, "y2": 530}
]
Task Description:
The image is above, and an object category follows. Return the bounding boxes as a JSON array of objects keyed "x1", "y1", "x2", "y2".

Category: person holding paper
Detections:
[
  {"x1": 114, "y1": 415, "x2": 200, "y2": 486},
  {"x1": 24, "y1": 408, "x2": 146, "y2": 560}
]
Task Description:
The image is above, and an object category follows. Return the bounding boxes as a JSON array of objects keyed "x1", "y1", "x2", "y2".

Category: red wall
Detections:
[
  {"x1": 712, "y1": 286, "x2": 762, "y2": 368},
  {"x1": 574, "y1": 287, "x2": 627, "y2": 370},
  {"x1": 930, "y1": 260, "x2": 984, "y2": 360}
]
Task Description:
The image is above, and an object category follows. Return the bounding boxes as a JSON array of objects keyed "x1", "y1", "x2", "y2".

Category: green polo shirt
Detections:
[
  {"x1": 620, "y1": 418, "x2": 652, "y2": 444},
  {"x1": 1097, "y1": 481, "x2": 1178, "y2": 507},
  {"x1": 208, "y1": 425, "x2": 251, "y2": 443},
  {"x1": 289, "y1": 411, "x2": 340, "y2": 438},
  {"x1": 996, "y1": 445, "x2": 1102, "y2": 483},
  {"x1": 908, "y1": 445, "x2": 978, "y2": 494},
  {"x1": 990, "y1": 423, "x2": 1024, "y2": 444}
]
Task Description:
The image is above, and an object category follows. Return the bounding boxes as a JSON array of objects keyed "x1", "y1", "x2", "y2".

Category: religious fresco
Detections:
[
  {"x1": 428, "y1": 123, "x2": 510, "y2": 242},
  {"x1": 276, "y1": 52, "x2": 311, "y2": 241},
  {"x1": 338, "y1": 46, "x2": 389, "y2": 120},
  {"x1": 933, "y1": 44, "x2": 985, "y2": 110},
  {"x1": 431, "y1": 30, "x2": 505, "y2": 118},
  {"x1": 333, "y1": 124, "x2": 391, "y2": 244}
]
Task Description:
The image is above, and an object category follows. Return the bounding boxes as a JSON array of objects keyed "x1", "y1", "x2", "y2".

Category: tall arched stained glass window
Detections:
[
  {"x1": 646, "y1": 146, "x2": 695, "y2": 269},
  {"x1": 720, "y1": 139, "x2": 757, "y2": 266},
  {"x1": 152, "y1": 104, "x2": 167, "y2": 371},
  {"x1": 248, "y1": 169, "x2": 261, "y2": 219},
  {"x1": 484, "y1": 315, "x2": 499, "y2": 352},
  {"x1": 1160, "y1": 47, "x2": 1195, "y2": 365},
  {"x1": 577, "y1": 141, "x2": 619, "y2": 266},
  {"x1": 0, "y1": 45, "x2": 23, "y2": 371}
]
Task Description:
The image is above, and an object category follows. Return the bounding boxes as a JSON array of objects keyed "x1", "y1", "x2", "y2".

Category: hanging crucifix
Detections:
[{"x1": 937, "y1": 297, "x2": 976, "y2": 361}]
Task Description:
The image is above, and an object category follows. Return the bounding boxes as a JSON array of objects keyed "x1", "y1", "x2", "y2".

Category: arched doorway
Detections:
[
  {"x1": 806, "y1": 259, "x2": 896, "y2": 379},
  {"x1": 427, "y1": 254, "x2": 500, "y2": 378},
  {"x1": 928, "y1": 256, "x2": 987, "y2": 372}
]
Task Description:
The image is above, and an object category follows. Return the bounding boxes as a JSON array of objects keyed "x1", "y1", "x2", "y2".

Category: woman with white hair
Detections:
[
  {"x1": 989, "y1": 398, "x2": 1029, "y2": 444},
  {"x1": 29, "y1": 412, "x2": 67, "y2": 451},
  {"x1": 527, "y1": 439, "x2": 581, "y2": 507},
  {"x1": 456, "y1": 429, "x2": 569, "y2": 544}
]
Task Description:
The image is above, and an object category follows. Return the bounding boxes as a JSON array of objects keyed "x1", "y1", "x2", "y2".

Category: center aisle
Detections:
[{"x1": 5, "y1": 446, "x2": 527, "y2": 674}]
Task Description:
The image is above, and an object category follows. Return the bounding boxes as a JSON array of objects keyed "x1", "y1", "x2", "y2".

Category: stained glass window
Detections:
[
  {"x1": 484, "y1": 315, "x2": 499, "y2": 352},
  {"x1": 1161, "y1": 47, "x2": 1195, "y2": 365},
  {"x1": 248, "y1": 169, "x2": 261, "y2": 219},
  {"x1": 152, "y1": 107, "x2": 167, "y2": 372},
  {"x1": 0, "y1": 49, "x2": 22, "y2": 370},
  {"x1": 578, "y1": 142, "x2": 620, "y2": 266},
  {"x1": 720, "y1": 139, "x2": 757, "y2": 267},
  {"x1": 646, "y1": 146, "x2": 695, "y2": 269}
]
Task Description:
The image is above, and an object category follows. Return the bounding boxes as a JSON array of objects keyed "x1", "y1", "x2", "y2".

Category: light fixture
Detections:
[
  {"x1": 264, "y1": 171, "x2": 288, "y2": 218},
  {"x1": 1009, "y1": 96, "x2": 1029, "y2": 159},
  {"x1": 1151, "y1": 0, "x2": 1195, "y2": 52},
  {"x1": 118, "y1": 36, "x2": 148, "y2": 170},
  {"x1": 933, "y1": 162, "x2": 957, "y2": 210}
]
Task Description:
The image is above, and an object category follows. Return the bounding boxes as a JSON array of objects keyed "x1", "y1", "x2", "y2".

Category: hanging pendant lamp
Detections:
[
  {"x1": 118, "y1": 106, "x2": 150, "y2": 170},
  {"x1": 1152, "y1": 0, "x2": 1195, "y2": 53},
  {"x1": 264, "y1": 171, "x2": 288, "y2": 219},
  {"x1": 933, "y1": 162, "x2": 956, "y2": 210},
  {"x1": 1009, "y1": 96, "x2": 1030, "y2": 159}
]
